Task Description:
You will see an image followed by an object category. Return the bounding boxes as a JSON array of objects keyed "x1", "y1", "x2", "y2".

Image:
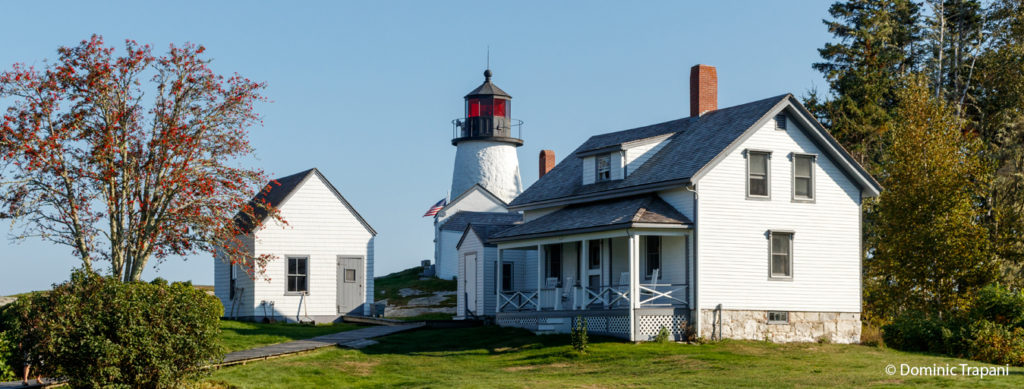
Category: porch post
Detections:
[
  {"x1": 496, "y1": 248, "x2": 503, "y2": 314},
  {"x1": 536, "y1": 244, "x2": 544, "y2": 312},
  {"x1": 579, "y1": 239, "x2": 589, "y2": 310},
  {"x1": 628, "y1": 234, "x2": 640, "y2": 342}
]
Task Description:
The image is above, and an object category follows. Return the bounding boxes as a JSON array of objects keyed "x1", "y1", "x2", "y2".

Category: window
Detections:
[
  {"x1": 768, "y1": 311, "x2": 789, "y2": 324},
  {"x1": 770, "y1": 232, "x2": 793, "y2": 279},
  {"x1": 344, "y1": 268, "x2": 357, "y2": 283},
  {"x1": 493, "y1": 99, "x2": 507, "y2": 117},
  {"x1": 287, "y1": 257, "x2": 308, "y2": 293},
  {"x1": 588, "y1": 240, "x2": 601, "y2": 269},
  {"x1": 546, "y1": 245, "x2": 562, "y2": 280},
  {"x1": 793, "y1": 154, "x2": 815, "y2": 200},
  {"x1": 645, "y1": 236, "x2": 661, "y2": 279},
  {"x1": 501, "y1": 262, "x2": 514, "y2": 292},
  {"x1": 596, "y1": 154, "x2": 612, "y2": 182},
  {"x1": 774, "y1": 114, "x2": 787, "y2": 130},
  {"x1": 747, "y1": 151, "x2": 770, "y2": 197}
]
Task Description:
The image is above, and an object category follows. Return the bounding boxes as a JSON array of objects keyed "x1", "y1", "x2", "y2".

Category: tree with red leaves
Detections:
[{"x1": 0, "y1": 35, "x2": 281, "y2": 282}]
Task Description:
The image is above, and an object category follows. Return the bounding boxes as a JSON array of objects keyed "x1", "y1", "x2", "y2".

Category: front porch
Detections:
[{"x1": 494, "y1": 231, "x2": 692, "y2": 341}]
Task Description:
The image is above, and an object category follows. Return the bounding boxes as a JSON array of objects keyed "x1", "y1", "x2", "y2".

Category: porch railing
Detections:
[{"x1": 499, "y1": 283, "x2": 687, "y2": 312}]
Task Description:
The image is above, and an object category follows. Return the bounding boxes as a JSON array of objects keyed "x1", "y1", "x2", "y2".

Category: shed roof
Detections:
[{"x1": 234, "y1": 168, "x2": 376, "y2": 235}]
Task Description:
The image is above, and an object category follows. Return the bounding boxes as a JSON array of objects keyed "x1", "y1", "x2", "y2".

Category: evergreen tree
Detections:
[{"x1": 811, "y1": 0, "x2": 924, "y2": 172}]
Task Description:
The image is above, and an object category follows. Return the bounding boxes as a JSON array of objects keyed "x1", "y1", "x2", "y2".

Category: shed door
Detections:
[
  {"x1": 337, "y1": 256, "x2": 364, "y2": 315},
  {"x1": 464, "y1": 253, "x2": 477, "y2": 315}
]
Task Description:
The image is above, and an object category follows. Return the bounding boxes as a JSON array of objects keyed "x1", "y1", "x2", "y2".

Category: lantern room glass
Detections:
[{"x1": 466, "y1": 97, "x2": 509, "y2": 118}]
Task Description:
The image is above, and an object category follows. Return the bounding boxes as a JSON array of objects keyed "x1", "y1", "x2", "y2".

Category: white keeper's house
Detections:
[
  {"x1": 457, "y1": 64, "x2": 880, "y2": 343},
  {"x1": 215, "y1": 168, "x2": 377, "y2": 323}
]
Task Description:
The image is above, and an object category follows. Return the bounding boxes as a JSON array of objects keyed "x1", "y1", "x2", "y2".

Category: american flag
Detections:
[{"x1": 422, "y1": 198, "x2": 447, "y2": 217}]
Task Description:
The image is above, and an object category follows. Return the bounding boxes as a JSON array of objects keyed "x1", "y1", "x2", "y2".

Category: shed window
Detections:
[
  {"x1": 775, "y1": 114, "x2": 787, "y2": 130},
  {"x1": 287, "y1": 257, "x2": 309, "y2": 293},
  {"x1": 748, "y1": 151, "x2": 770, "y2": 197},
  {"x1": 344, "y1": 268, "x2": 357, "y2": 283},
  {"x1": 793, "y1": 155, "x2": 815, "y2": 200},
  {"x1": 644, "y1": 236, "x2": 661, "y2": 279},
  {"x1": 770, "y1": 232, "x2": 793, "y2": 279},
  {"x1": 596, "y1": 154, "x2": 612, "y2": 182}
]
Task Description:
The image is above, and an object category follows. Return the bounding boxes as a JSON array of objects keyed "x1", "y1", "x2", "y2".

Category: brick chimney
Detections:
[
  {"x1": 690, "y1": 64, "x2": 718, "y2": 117},
  {"x1": 539, "y1": 150, "x2": 555, "y2": 178}
]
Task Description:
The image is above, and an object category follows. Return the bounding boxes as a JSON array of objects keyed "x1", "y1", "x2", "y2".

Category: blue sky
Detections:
[{"x1": 0, "y1": 1, "x2": 834, "y2": 295}]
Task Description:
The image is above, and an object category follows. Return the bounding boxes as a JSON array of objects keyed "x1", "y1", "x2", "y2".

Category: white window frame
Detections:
[
  {"x1": 745, "y1": 150, "x2": 771, "y2": 199},
  {"x1": 286, "y1": 256, "x2": 310, "y2": 294},
  {"x1": 792, "y1": 153, "x2": 816, "y2": 202},
  {"x1": 596, "y1": 153, "x2": 612, "y2": 182},
  {"x1": 768, "y1": 231, "x2": 793, "y2": 280},
  {"x1": 768, "y1": 311, "x2": 789, "y2": 324}
]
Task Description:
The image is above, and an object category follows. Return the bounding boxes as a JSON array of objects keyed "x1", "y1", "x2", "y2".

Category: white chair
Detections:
[{"x1": 545, "y1": 277, "x2": 559, "y2": 288}]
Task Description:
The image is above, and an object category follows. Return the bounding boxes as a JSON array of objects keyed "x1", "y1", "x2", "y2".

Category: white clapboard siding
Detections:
[
  {"x1": 434, "y1": 185, "x2": 509, "y2": 281},
  {"x1": 658, "y1": 188, "x2": 695, "y2": 221},
  {"x1": 625, "y1": 135, "x2": 672, "y2": 176},
  {"x1": 582, "y1": 156, "x2": 595, "y2": 185},
  {"x1": 696, "y1": 111, "x2": 862, "y2": 313},
  {"x1": 458, "y1": 229, "x2": 501, "y2": 317},
  {"x1": 437, "y1": 230, "x2": 463, "y2": 280},
  {"x1": 252, "y1": 173, "x2": 375, "y2": 320},
  {"x1": 214, "y1": 234, "x2": 256, "y2": 317},
  {"x1": 610, "y1": 152, "x2": 625, "y2": 180}
]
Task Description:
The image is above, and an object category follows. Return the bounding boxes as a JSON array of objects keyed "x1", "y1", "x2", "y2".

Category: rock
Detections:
[
  {"x1": 398, "y1": 288, "x2": 424, "y2": 297},
  {"x1": 407, "y1": 294, "x2": 451, "y2": 307},
  {"x1": 0, "y1": 296, "x2": 16, "y2": 307},
  {"x1": 384, "y1": 306, "x2": 456, "y2": 318}
]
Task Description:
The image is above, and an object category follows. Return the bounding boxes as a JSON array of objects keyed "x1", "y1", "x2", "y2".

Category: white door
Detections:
[
  {"x1": 337, "y1": 256, "x2": 364, "y2": 315},
  {"x1": 464, "y1": 253, "x2": 477, "y2": 315}
]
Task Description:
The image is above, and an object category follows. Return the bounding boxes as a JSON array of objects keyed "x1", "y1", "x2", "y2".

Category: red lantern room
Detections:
[{"x1": 452, "y1": 69, "x2": 523, "y2": 146}]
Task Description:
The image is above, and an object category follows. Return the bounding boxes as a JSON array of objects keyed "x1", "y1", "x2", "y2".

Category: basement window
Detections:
[{"x1": 768, "y1": 311, "x2": 789, "y2": 324}]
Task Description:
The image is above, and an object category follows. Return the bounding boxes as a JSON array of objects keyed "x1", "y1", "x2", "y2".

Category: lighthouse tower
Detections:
[{"x1": 450, "y1": 69, "x2": 523, "y2": 203}]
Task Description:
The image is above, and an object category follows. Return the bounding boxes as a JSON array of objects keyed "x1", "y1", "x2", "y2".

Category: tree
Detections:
[
  {"x1": 865, "y1": 77, "x2": 996, "y2": 321},
  {"x1": 0, "y1": 35, "x2": 279, "y2": 282},
  {"x1": 811, "y1": 0, "x2": 924, "y2": 172}
]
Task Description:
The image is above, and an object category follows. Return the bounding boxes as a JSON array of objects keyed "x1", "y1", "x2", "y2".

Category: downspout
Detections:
[{"x1": 691, "y1": 184, "x2": 700, "y2": 340}]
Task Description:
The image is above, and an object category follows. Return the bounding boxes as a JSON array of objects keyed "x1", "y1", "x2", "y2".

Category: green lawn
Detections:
[
  {"x1": 207, "y1": 326, "x2": 1024, "y2": 388},
  {"x1": 219, "y1": 320, "x2": 363, "y2": 353}
]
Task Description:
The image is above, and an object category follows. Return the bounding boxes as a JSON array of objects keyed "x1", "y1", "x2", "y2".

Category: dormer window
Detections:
[{"x1": 596, "y1": 154, "x2": 612, "y2": 182}]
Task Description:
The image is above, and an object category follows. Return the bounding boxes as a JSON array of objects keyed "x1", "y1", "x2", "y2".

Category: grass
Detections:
[
  {"x1": 373, "y1": 267, "x2": 456, "y2": 306},
  {"x1": 207, "y1": 326, "x2": 1024, "y2": 388},
  {"x1": 219, "y1": 320, "x2": 363, "y2": 353}
]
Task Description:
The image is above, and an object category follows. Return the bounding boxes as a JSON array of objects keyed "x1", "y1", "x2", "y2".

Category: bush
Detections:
[
  {"x1": 654, "y1": 326, "x2": 671, "y2": 343},
  {"x1": 0, "y1": 330, "x2": 15, "y2": 381},
  {"x1": 860, "y1": 323, "x2": 884, "y2": 347},
  {"x1": 18, "y1": 270, "x2": 225, "y2": 388},
  {"x1": 881, "y1": 313, "x2": 944, "y2": 353},
  {"x1": 571, "y1": 316, "x2": 588, "y2": 353},
  {"x1": 965, "y1": 320, "x2": 1024, "y2": 366},
  {"x1": 971, "y1": 284, "x2": 1024, "y2": 328}
]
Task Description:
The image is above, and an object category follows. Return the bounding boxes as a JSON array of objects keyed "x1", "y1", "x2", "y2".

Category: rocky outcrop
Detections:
[
  {"x1": 700, "y1": 309, "x2": 861, "y2": 344},
  {"x1": 0, "y1": 296, "x2": 16, "y2": 307}
]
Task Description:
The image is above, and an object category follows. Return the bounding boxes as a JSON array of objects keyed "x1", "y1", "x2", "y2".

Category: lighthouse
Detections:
[{"x1": 449, "y1": 69, "x2": 523, "y2": 203}]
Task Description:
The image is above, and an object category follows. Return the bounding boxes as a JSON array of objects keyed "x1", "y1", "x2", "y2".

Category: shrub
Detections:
[
  {"x1": 860, "y1": 322, "x2": 884, "y2": 347},
  {"x1": 881, "y1": 313, "x2": 944, "y2": 353},
  {"x1": 654, "y1": 326, "x2": 671, "y2": 343},
  {"x1": 965, "y1": 320, "x2": 1024, "y2": 366},
  {"x1": 571, "y1": 316, "x2": 588, "y2": 353},
  {"x1": 0, "y1": 330, "x2": 15, "y2": 381},
  {"x1": 22, "y1": 270, "x2": 225, "y2": 388},
  {"x1": 971, "y1": 284, "x2": 1024, "y2": 328}
]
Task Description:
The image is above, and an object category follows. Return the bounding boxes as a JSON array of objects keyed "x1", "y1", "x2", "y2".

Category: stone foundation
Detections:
[{"x1": 700, "y1": 309, "x2": 860, "y2": 344}]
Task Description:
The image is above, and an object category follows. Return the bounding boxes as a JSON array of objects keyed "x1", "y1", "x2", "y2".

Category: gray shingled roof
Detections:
[
  {"x1": 490, "y1": 195, "x2": 692, "y2": 241},
  {"x1": 509, "y1": 94, "x2": 790, "y2": 207},
  {"x1": 459, "y1": 223, "x2": 517, "y2": 248},
  {"x1": 439, "y1": 211, "x2": 522, "y2": 232},
  {"x1": 235, "y1": 168, "x2": 376, "y2": 235}
]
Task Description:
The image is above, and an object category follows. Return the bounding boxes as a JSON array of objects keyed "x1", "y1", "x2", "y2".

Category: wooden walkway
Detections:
[{"x1": 216, "y1": 322, "x2": 423, "y2": 367}]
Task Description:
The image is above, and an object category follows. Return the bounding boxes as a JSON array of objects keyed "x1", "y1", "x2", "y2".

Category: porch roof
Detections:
[{"x1": 489, "y1": 195, "x2": 692, "y2": 242}]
